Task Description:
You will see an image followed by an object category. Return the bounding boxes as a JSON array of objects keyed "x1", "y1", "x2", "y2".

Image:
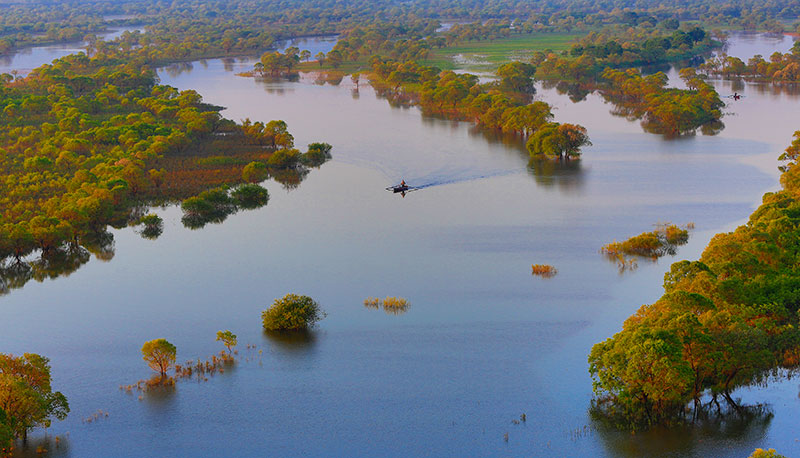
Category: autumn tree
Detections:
[
  {"x1": 141, "y1": 339, "x2": 177, "y2": 377},
  {"x1": 527, "y1": 123, "x2": 591, "y2": 159},
  {"x1": 0, "y1": 353, "x2": 69, "y2": 442},
  {"x1": 216, "y1": 330, "x2": 238, "y2": 355}
]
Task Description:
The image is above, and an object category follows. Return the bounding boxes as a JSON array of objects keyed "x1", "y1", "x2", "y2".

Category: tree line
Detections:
[
  {"x1": 698, "y1": 42, "x2": 800, "y2": 83},
  {"x1": 367, "y1": 56, "x2": 590, "y2": 159}
]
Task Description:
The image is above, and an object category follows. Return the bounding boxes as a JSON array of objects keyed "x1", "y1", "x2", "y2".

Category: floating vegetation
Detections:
[
  {"x1": 601, "y1": 223, "x2": 692, "y2": 270},
  {"x1": 531, "y1": 264, "x2": 558, "y2": 278},
  {"x1": 364, "y1": 296, "x2": 410, "y2": 315}
]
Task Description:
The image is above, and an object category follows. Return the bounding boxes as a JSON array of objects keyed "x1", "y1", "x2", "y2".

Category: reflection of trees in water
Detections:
[
  {"x1": 270, "y1": 167, "x2": 309, "y2": 191},
  {"x1": 263, "y1": 329, "x2": 317, "y2": 354},
  {"x1": 162, "y1": 61, "x2": 194, "y2": 78},
  {"x1": 312, "y1": 71, "x2": 344, "y2": 86},
  {"x1": 81, "y1": 230, "x2": 116, "y2": 262},
  {"x1": 10, "y1": 434, "x2": 71, "y2": 458},
  {"x1": 527, "y1": 157, "x2": 584, "y2": 191},
  {"x1": 142, "y1": 375, "x2": 177, "y2": 412},
  {"x1": 29, "y1": 245, "x2": 91, "y2": 281},
  {"x1": 0, "y1": 243, "x2": 94, "y2": 296},
  {"x1": 541, "y1": 79, "x2": 592, "y2": 102},
  {"x1": 593, "y1": 403, "x2": 773, "y2": 458}
]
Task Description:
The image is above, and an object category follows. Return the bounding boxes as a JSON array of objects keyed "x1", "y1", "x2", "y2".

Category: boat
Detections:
[{"x1": 386, "y1": 184, "x2": 412, "y2": 193}]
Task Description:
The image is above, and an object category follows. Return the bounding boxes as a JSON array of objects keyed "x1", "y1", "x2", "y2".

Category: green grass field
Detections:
[{"x1": 423, "y1": 32, "x2": 581, "y2": 71}]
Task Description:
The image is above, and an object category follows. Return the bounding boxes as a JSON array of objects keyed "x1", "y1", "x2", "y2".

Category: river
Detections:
[{"x1": 1, "y1": 33, "x2": 799, "y2": 457}]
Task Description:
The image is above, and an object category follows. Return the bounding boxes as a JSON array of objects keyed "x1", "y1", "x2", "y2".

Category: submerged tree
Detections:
[
  {"x1": 216, "y1": 330, "x2": 238, "y2": 355},
  {"x1": 527, "y1": 123, "x2": 591, "y2": 159},
  {"x1": 0, "y1": 353, "x2": 69, "y2": 442},
  {"x1": 262, "y1": 294, "x2": 325, "y2": 331},
  {"x1": 141, "y1": 339, "x2": 177, "y2": 377}
]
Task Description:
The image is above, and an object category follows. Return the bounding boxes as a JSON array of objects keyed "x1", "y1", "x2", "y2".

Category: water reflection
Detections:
[
  {"x1": 0, "y1": 241, "x2": 103, "y2": 296},
  {"x1": 162, "y1": 62, "x2": 194, "y2": 78},
  {"x1": 81, "y1": 231, "x2": 116, "y2": 262},
  {"x1": 263, "y1": 329, "x2": 318, "y2": 354},
  {"x1": 10, "y1": 434, "x2": 71, "y2": 458},
  {"x1": 594, "y1": 404, "x2": 773, "y2": 457},
  {"x1": 527, "y1": 158, "x2": 584, "y2": 191},
  {"x1": 142, "y1": 378, "x2": 177, "y2": 411}
]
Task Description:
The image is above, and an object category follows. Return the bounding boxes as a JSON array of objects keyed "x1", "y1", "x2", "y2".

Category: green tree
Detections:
[
  {"x1": 0, "y1": 353, "x2": 69, "y2": 442},
  {"x1": 242, "y1": 161, "x2": 269, "y2": 183},
  {"x1": 0, "y1": 408, "x2": 12, "y2": 450},
  {"x1": 262, "y1": 293, "x2": 325, "y2": 330},
  {"x1": 527, "y1": 123, "x2": 591, "y2": 159},
  {"x1": 141, "y1": 339, "x2": 176, "y2": 377},
  {"x1": 216, "y1": 330, "x2": 238, "y2": 355},
  {"x1": 230, "y1": 184, "x2": 269, "y2": 209}
]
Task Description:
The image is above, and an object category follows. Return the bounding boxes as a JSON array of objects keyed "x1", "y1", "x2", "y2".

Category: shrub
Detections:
[
  {"x1": 262, "y1": 294, "x2": 324, "y2": 330},
  {"x1": 230, "y1": 183, "x2": 269, "y2": 209},
  {"x1": 266, "y1": 148, "x2": 301, "y2": 168},
  {"x1": 301, "y1": 142, "x2": 333, "y2": 167},
  {"x1": 242, "y1": 161, "x2": 268, "y2": 182}
]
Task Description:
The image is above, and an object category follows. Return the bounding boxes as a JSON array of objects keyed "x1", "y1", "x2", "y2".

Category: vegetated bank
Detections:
[
  {"x1": 589, "y1": 132, "x2": 800, "y2": 428},
  {"x1": 0, "y1": 53, "x2": 330, "y2": 295},
  {"x1": 698, "y1": 41, "x2": 800, "y2": 84},
  {"x1": 366, "y1": 57, "x2": 590, "y2": 159},
  {"x1": 534, "y1": 26, "x2": 725, "y2": 136}
]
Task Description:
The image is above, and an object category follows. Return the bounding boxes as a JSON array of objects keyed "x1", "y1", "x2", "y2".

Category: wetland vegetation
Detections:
[{"x1": 2, "y1": 0, "x2": 800, "y2": 456}]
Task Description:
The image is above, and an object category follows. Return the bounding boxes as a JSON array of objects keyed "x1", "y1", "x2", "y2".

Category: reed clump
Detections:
[
  {"x1": 382, "y1": 296, "x2": 410, "y2": 314},
  {"x1": 363, "y1": 297, "x2": 381, "y2": 309},
  {"x1": 364, "y1": 296, "x2": 411, "y2": 315},
  {"x1": 531, "y1": 264, "x2": 558, "y2": 278}
]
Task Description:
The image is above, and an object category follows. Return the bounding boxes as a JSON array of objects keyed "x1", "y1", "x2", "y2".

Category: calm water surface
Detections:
[
  {"x1": 2, "y1": 34, "x2": 800, "y2": 457},
  {"x1": 0, "y1": 26, "x2": 143, "y2": 77}
]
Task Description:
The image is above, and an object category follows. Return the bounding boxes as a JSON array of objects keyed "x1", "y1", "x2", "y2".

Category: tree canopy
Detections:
[
  {"x1": 0, "y1": 353, "x2": 69, "y2": 442},
  {"x1": 262, "y1": 294, "x2": 325, "y2": 331},
  {"x1": 141, "y1": 339, "x2": 177, "y2": 377}
]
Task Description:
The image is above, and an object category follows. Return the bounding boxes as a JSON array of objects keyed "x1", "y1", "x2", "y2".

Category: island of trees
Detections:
[
  {"x1": 699, "y1": 42, "x2": 800, "y2": 84},
  {"x1": 589, "y1": 132, "x2": 800, "y2": 427},
  {"x1": 0, "y1": 52, "x2": 331, "y2": 295}
]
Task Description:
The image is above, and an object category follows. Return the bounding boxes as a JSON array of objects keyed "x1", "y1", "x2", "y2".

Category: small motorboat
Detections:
[{"x1": 386, "y1": 184, "x2": 411, "y2": 193}]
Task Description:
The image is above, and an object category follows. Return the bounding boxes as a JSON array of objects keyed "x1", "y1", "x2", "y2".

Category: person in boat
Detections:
[
  {"x1": 400, "y1": 179, "x2": 406, "y2": 187},
  {"x1": 733, "y1": 92, "x2": 740, "y2": 100}
]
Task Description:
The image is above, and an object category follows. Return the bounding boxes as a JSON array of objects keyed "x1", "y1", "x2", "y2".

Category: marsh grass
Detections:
[
  {"x1": 364, "y1": 296, "x2": 411, "y2": 315},
  {"x1": 121, "y1": 345, "x2": 261, "y2": 394},
  {"x1": 531, "y1": 264, "x2": 558, "y2": 278},
  {"x1": 363, "y1": 297, "x2": 381, "y2": 309}
]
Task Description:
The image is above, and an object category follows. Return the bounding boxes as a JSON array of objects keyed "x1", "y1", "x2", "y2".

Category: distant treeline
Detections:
[{"x1": 699, "y1": 42, "x2": 800, "y2": 83}]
